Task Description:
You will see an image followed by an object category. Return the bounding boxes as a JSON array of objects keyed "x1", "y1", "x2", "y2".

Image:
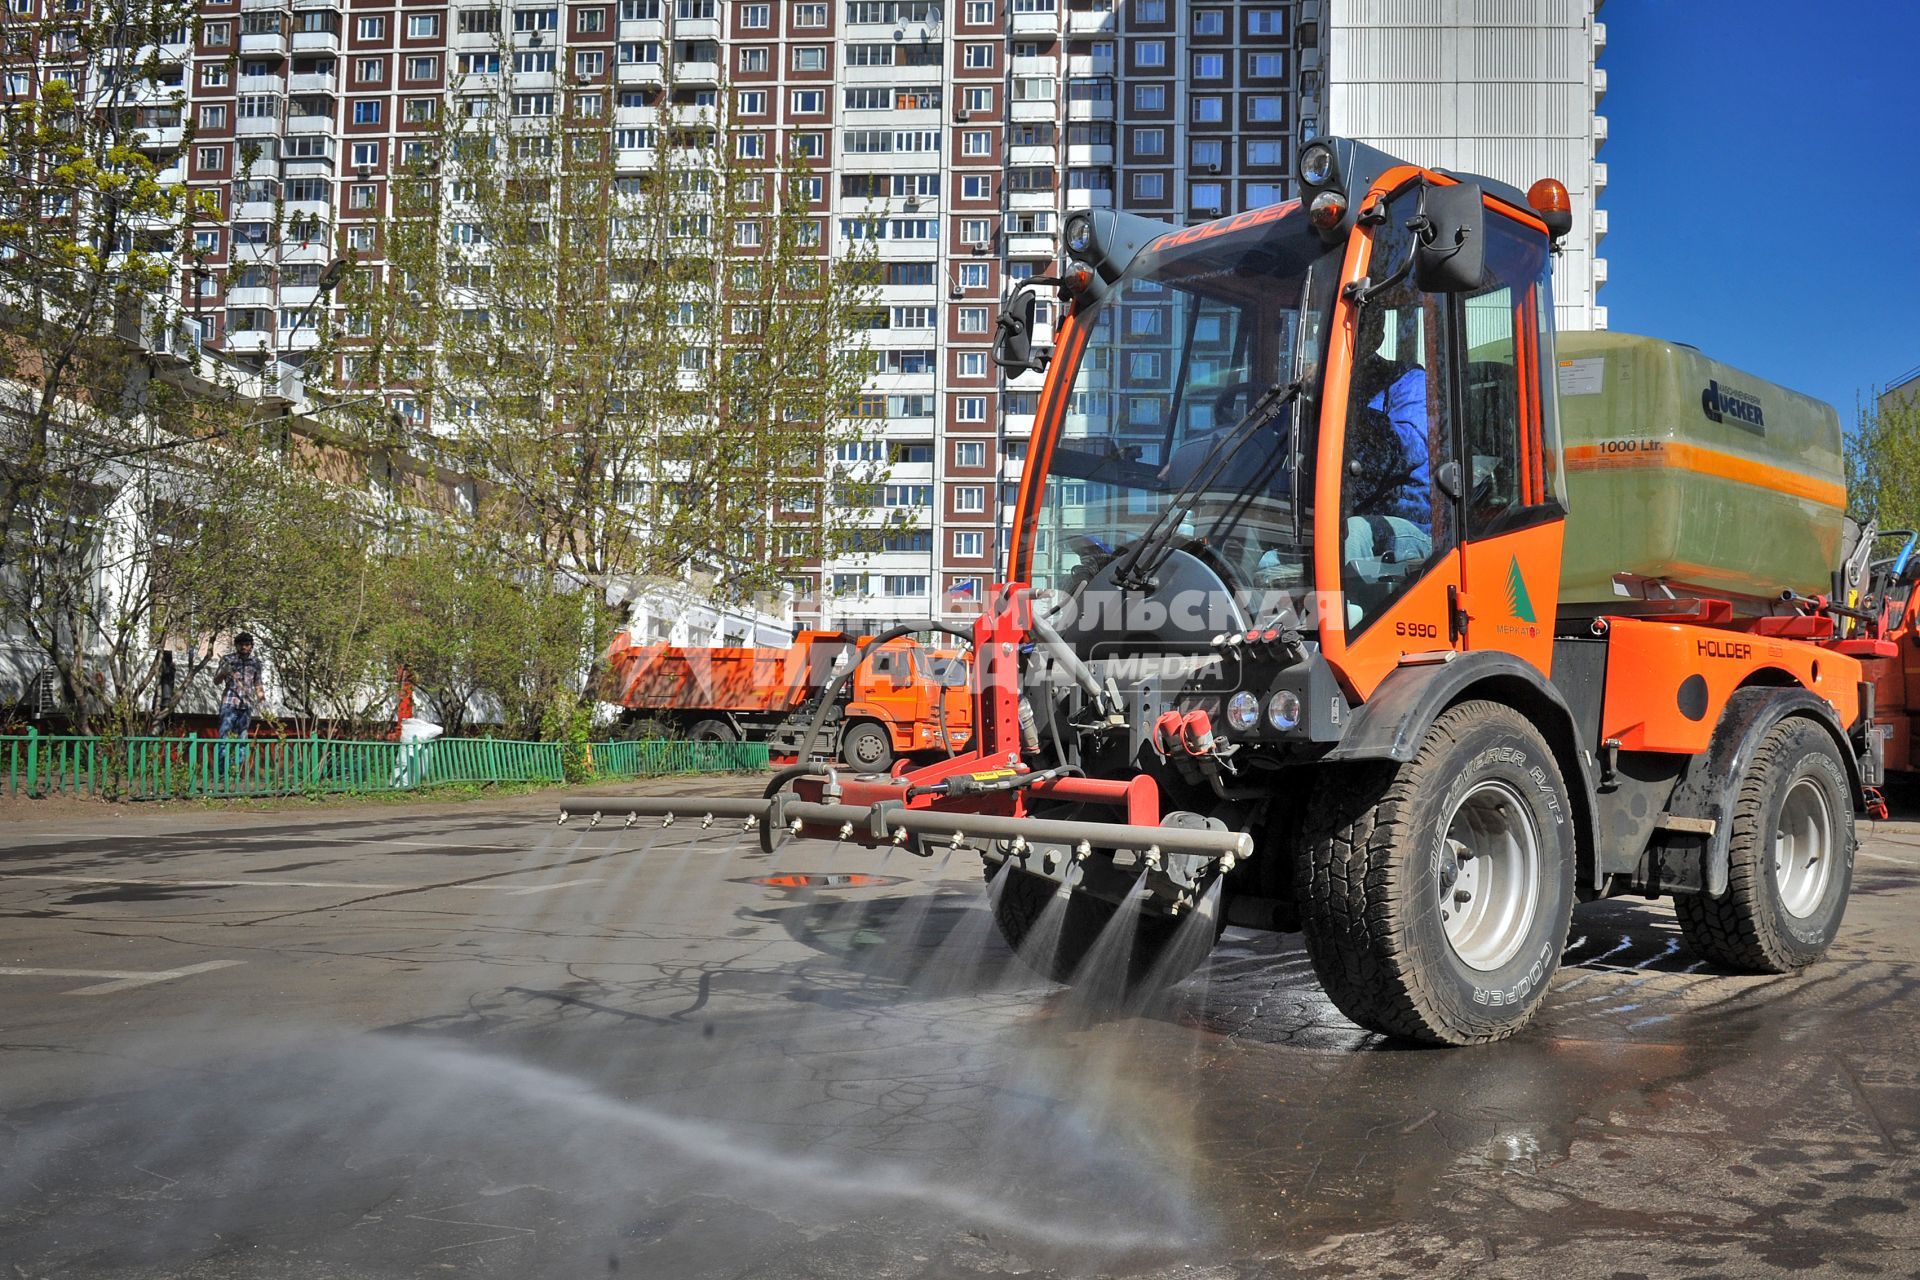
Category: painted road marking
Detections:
[
  {"x1": 0, "y1": 874, "x2": 605, "y2": 895},
  {"x1": 1858, "y1": 849, "x2": 1920, "y2": 867},
  {"x1": 0, "y1": 960, "x2": 243, "y2": 995}
]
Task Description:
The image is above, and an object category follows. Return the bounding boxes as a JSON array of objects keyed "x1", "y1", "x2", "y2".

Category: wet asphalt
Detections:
[{"x1": 0, "y1": 777, "x2": 1917, "y2": 1279}]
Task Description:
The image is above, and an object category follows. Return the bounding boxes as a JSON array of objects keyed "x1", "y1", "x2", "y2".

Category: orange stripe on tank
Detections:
[{"x1": 1563, "y1": 442, "x2": 1845, "y2": 510}]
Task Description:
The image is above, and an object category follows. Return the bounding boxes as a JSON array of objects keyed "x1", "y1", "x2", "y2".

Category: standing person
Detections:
[{"x1": 215, "y1": 634, "x2": 264, "y2": 770}]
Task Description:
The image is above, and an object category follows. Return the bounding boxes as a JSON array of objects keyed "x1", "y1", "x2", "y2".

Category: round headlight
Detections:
[
  {"x1": 1226, "y1": 691, "x2": 1260, "y2": 732},
  {"x1": 1299, "y1": 142, "x2": 1336, "y2": 187},
  {"x1": 1267, "y1": 689, "x2": 1302, "y2": 732},
  {"x1": 1308, "y1": 190, "x2": 1348, "y2": 231},
  {"x1": 1064, "y1": 213, "x2": 1094, "y2": 256}
]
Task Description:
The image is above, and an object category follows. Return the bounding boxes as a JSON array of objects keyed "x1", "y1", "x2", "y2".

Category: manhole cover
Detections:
[{"x1": 740, "y1": 872, "x2": 906, "y2": 890}]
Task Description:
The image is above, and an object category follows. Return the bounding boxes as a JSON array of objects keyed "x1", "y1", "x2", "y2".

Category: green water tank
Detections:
[{"x1": 1553, "y1": 331, "x2": 1845, "y2": 613}]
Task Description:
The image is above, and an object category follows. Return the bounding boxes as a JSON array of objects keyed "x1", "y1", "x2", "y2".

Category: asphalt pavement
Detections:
[{"x1": 1, "y1": 776, "x2": 1917, "y2": 1278}]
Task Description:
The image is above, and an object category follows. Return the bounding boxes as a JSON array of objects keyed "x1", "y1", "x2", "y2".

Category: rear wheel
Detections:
[
  {"x1": 1674, "y1": 717, "x2": 1853, "y2": 972},
  {"x1": 840, "y1": 719, "x2": 894, "y2": 773},
  {"x1": 686, "y1": 718, "x2": 738, "y2": 744},
  {"x1": 991, "y1": 867, "x2": 1212, "y2": 992},
  {"x1": 1298, "y1": 700, "x2": 1576, "y2": 1045}
]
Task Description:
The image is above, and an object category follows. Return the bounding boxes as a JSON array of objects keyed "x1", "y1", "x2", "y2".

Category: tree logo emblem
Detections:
[{"x1": 1506, "y1": 556, "x2": 1537, "y2": 624}]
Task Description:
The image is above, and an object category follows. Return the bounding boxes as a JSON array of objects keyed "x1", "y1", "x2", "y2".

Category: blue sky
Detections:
[{"x1": 1599, "y1": 1, "x2": 1920, "y2": 422}]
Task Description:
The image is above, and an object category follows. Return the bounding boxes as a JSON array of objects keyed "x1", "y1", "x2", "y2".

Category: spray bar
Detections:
[{"x1": 556, "y1": 795, "x2": 1253, "y2": 860}]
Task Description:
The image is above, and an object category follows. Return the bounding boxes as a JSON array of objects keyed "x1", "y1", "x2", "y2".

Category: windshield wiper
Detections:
[{"x1": 1110, "y1": 379, "x2": 1302, "y2": 592}]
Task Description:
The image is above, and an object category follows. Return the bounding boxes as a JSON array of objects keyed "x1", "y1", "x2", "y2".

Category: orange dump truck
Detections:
[{"x1": 603, "y1": 629, "x2": 972, "y2": 773}]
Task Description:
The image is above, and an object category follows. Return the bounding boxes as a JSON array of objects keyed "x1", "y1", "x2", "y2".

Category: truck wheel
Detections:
[
  {"x1": 1673, "y1": 717, "x2": 1854, "y2": 973},
  {"x1": 1298, "y1": 700, "x2": 1576, "y2": 1045},
  {"x1": 840, "y1": 720, "x2": 894, "y2": 773},
  {"x1": 687, "y1": 718, "x2": 738, "y2": 744},
  {"x1": 991, "y1": 867, "x2": 1210, "y2": 990}
]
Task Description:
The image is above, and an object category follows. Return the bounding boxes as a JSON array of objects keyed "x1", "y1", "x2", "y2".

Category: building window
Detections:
[
  {"x1": 793, "y1": 2, "x2": 827, "y2": 25},
  {"x1": 953, "y1": 531, "x2": 985, "y2": 558},
  {"x1": 954, "y1": 440, "x2": 986, "y2": 467},
  {"x1": 201, "y1": 64, "x2": 228, "y2": 87},
  {"x1": 575, "y1": 50, "x2": 604, "y2": 77},
  {"x1": 1248, "y1": 8, "x2": 1285, "y2": 36},
  {"x1": 790, "y1": 88, "x2": 824, "y2": 112},
  {"x1": 1132, "y1": 126, "x2": 1165, "y2": 156},
  {"x1": 736, "y1": 132, "x2": 765, "y2": 158},
  {"x1": 958, "y1": 351, "x2": 987, "y2": 378},
  {"x1": 1191, "y1": 96, "x2": 1224, "y2": 123},
  {"x1": 960, "y1": 174, "x2": 991, "y2": 200},
  {"x1": 1132, "y1": 83, "x2": 1165, "y2": 111},
  {"x1": 405, "y1": 55, "x2": 437, "y2": 80},
  {"x1": 792, "y1": 45, "x2": 825, "y2": 70},
  {"x1": 956, "y1": 397, "x2": 987, "y2": 423},
  {"x1": 738, "y1": 47, "x2": 767, "y2": 71},
  {"x1": 964, "y1": 85, "x2": 993, "y2": 111},
  {"x1": 578, "y1": 6, "x2": 607, "y2": 29},
  {"x1": 407, "y1": 13, "x2": 439, "y2": 37},
  {"x1": 1188, "y1": 181, "x2": 1224, "y2": 213},
  {"x1": 740, "y1": 3, "x2": 769, "y2": 26},
  {"x1": 351, "y1": 141, "x2": 380, "y2": 167},
  {"x1": 198, "y1": 104, "x2": 228, "y2": 129},
  {"x1": 956, "y1": 306, "x2": 989, "y2": 334},
  {"x1": 737, "y1": 89, "x2": 766, "y2": 114},
  {"x1": 1136, "y1": 0, "x2": 1167, "y2": 18},
  {"x1": 196, "y1": 144, "x2": 226, "y2": 170},
  {"x1": 963, "y1": 43, "x2": 993, "y2": 69},
  {"x1": 355, "y1": 16, "x2": 383, "y2": 38},
  {"x1": 966, "y1": 0, "x2": 994, "y2": 20},
  {"x1": 1248, "y1": 182, "x2": 1285, "y2": 207},
  {"x1": 1191, "y1": 138, "x2": 1224, "y2": 169},
  {"x1": 791, "y1": 132, "x2": 824, "y2": 157},
  {"x1": 1248, "y1": 52, "x2": 1286, "y2": 77},
  {"x1": 954, "y1": 487, "x2": 986, "y2": 514},
  {"x1": 1246, "y1": 139, "x2": 1285, "y2": 166},
  {"x1": 348, "y1": 184, "x2": 376, "y2": 209},
  {"x1": 1247, "y1": 95, "x2": 1285, "y2": 123},
  {"x1": 960, "y1": 218, "x2": 992, "y2": 245},
  {"x1": 1193, "y1": 52, "x2": 1224, "y2": 78},
  {"x1": 355, "y1": 57, "x2": 383, "y2": 83},
  {"x1": 1131, "y1": 171, "x2": 1165, "y2": 200},
  {"x1": 405, "y1": 97, "x2": 438, "y2": 122}
]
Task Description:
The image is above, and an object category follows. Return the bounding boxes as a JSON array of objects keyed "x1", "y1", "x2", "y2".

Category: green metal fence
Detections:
[{"x1": 0, "y1": 730, "x2": 766, "y2": 801}]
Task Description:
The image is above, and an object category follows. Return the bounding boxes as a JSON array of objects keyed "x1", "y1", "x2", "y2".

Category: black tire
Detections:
[
  {"x1": 1673, "y1": 717, "x2": 1854, "y2": 973},
  {"x1": 840, "y1": 719, "x2": 894, "y2": 773},
  {"x1": 1297, "y1": 700, "x2": 1576, "y2": 1045},
  {"x1": 991, "y1": 866, "x2": 1210, "y2": 991},
  {"x1": 686, "y1": 718, "x2": 738, "y2": 744}
]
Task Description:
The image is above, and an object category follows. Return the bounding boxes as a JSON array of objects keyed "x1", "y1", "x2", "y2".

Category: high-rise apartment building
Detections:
[
  {"x1": 1297, "y1": 0, "x2": 1608, "y2": 331},
  {"x1": 144, "y1": 0, "x2": 1304, "y2": 635}
]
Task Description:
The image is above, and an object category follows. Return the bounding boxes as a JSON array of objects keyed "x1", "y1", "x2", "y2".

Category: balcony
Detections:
[
  {"x1": 239, "y1": 31, "x2": 288, "y2": 57},
  {"x1": 1011, "y1": 55, "x2": 1057, "y2": 77},
  {"x1": 1010, "y1": 98, "x2": 1057, "y2": 122},
  {"x1": 1012, "y1": 10, "x2": 1059, "y2": 35},
  {"x1": 223, "y1": 328, "x2": 273, "y2": 353},
  {"x1": 236, "y1": 112, "x2": 283, "y2": 137},
  {"x1": 291, "y1": 29, "x2": 341, "y2": 54},
  {"x1": 1593, "y1": 67, "x2": 1607, "y2": 104},
  {"x1": 1066, "y1": 53, "x2": 1114, "y2": 77},
  {"x1": 286, "y1": 111, "x2": 335, "y2": 132},
  {"x1": 225, "y1": 286, "x2": 274, "y2": 309},
  {"x1": 673, "y1": 15, "x2": 721, "y2": 41},
  {"x1": 1066, "y1": 143, "x2": 1113, "y2": 166},
  {"x1": 1008, "y1": 144, "x2": 1056, "y2": 167},
  {"x1": 137, "y1": 126, "x2": 184, "y2": 150},
  {"x1": 234, "y1": 199, "x2": 277, "y2": 221},
  {"x1": 237, "y1": 74, "x2": 281, "y2": 95},
  {"x1": 288, "y1": 70, "x2": 337, "y2": 94},
  {"x1": 1593, "y1": 113, "x2": 1608, "y2": 148},
  {"x1": 1064, "y1": 187, "x2": 1113, "y2": 210},
  {"x1": 1006, "y1": 232, "x2": 1055, "y2": 257},
  {"x1": 616, "y1": 61, "x2": 664, "y2": 86},
  {"x1": 672, "y1": 59, "x2": 719, "y2": 85},
  {"x1": 1065, "y1": 95, "x2": 1114, "y2": 121},
  {"x1": 1066, "y1": 9, "x2": 1114, "y2": 35},
  {"x1": 283, "y1": 198, "x2": 332, "y2": 224}
]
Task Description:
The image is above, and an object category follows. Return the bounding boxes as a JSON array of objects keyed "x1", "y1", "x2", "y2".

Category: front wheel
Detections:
[
  {"x1": 686, "y1": 718, "x2": 738, "y2": 744},
  {"x1": 1674, "y1": 717, "x2": 1854, "y2": 973},
  {"x1": 1298, "y1": 700, "x2": 1576, "y2": 1045},
  {"x1": 840, "y1": 719, "x2": 894, "y2": 773}
]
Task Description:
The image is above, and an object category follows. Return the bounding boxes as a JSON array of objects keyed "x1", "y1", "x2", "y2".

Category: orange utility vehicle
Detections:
[
  {"x1": 570, "y1": 138, "x2": 1879, "y2": 1046},
  {"x1": 603, "y1": 629, "x2": 971, "y2": 773}
]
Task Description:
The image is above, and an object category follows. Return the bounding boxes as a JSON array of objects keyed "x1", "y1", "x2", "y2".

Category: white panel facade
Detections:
[{"x1": 1318, "y1": 0, "x2": 1607, "y2": 331}]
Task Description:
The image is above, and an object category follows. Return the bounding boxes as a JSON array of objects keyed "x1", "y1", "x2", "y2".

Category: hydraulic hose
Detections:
[{"x1": 791, "y1": 621, "x2": 978, "y2": 771}]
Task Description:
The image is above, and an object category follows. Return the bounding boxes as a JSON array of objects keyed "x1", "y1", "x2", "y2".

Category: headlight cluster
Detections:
[{"x1": 1225, "y1": 689, "x2": 1303, "y2": 734}]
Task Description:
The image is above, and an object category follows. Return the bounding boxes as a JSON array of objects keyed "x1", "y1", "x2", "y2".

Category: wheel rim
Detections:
[
  {"x1": 1774, "y1": 776, "x2": 1835, "y2": 918},
  {"x1": 849, "y1": 730, "x2": 885, "y2": 767},
  {"x1": 1438, "y1": 780, "x2": 1542, "y2": 972}
]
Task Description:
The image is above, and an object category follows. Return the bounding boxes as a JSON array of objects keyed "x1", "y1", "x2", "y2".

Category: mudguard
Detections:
[
  {"x1": 1322, "y1": 651, "x2": 1603, "y2": 889},
  {"x1": 1649, "y1": 687, "x2": 1860, "y2": 897}
]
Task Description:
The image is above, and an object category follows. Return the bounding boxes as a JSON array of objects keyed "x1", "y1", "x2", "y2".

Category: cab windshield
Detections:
[{"x1": 1028, "y1": 207, "x2": 1339, "y2": 605}]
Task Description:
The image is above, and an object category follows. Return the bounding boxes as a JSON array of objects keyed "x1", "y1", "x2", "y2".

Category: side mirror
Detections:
[
  {"x1": 992, "y1": 286, "x2": 1051, "y2": 374},
  {"x1": 1411, "y1": 182, "x2": 1486, "y2": 294},
  {"x1": 939, "y1": 661, "x2": 969, "y2": 688}
]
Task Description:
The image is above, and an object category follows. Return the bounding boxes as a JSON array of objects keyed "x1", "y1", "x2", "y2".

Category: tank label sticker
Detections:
[
  {"x1": 1557, "y1": 356, "x2": 1606, "y2": 396},
  {"x1": 1701, "y1": 379, "x2": 1767, "y2": 433}
]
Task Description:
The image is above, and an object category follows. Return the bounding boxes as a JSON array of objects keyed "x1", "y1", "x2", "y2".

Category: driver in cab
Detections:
[{"x1": 1344, "y1": 303, "x2": 1434, "y2": 588}]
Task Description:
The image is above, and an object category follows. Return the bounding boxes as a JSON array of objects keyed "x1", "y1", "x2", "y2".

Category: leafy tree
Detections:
[
  {"x1": 323, "y1": 60, "x2": 884, "y2": 703},
  {"x1": 1848, "y1": 389, "x2": 1920, "y2": 534}
]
